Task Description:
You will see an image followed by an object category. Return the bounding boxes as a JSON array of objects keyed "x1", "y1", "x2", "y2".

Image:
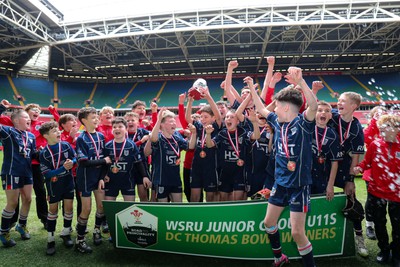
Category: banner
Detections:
[{"x1": 103, "y1": 194, "x2": 355, "y2": 260}]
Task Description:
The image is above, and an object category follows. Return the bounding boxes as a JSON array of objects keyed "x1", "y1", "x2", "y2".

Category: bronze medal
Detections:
[
  {"x1": 112, "y1": 166, "x2": 119, "y2": 173},
  {"x1": 237, "y1": 159, "x2": 244, "y2": 167},
  {"x1": 51, "y1": 177, "x2": 58, "y2": 182},
  {"x1": 287, "y1": 161, "x2": 296, "y2": 172},
  {"x1": 199, "y1": 150, "x2": 206, "y2": 158},
  {"x1": 318, "y1": 156, "x2": 325, "y2": 164},
  {"x1": 175, "y1": 159, "x2": 181, "y2": 166}
]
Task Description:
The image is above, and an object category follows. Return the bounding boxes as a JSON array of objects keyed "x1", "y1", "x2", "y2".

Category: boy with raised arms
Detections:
[
  {"x1": 147, "y1": 108, "x2": 196, "y2": 202},
  {"x1": 249, "y1": 68, "x2": 318, "y2": 267},
  {"x1": 185, "y1": 85, "x2": 222, "y2": 202},
  {"x1": 205, "y1": 94, "x2": 260, "y2": 202}
]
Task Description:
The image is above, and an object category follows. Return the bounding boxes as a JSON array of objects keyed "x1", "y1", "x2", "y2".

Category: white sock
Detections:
[
  {"x1": 61, "y1": 227, "x2": 71, "y2": 236},
  {"x1": 366, "y1": 221, "x2": 374, "y2": 228},
  {"x1": 48, "y1": 232, "x2": 55, "y2": 242}
]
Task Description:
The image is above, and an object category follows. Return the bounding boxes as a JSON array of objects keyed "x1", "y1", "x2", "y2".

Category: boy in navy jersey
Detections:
[
  {"x1": 328, "y1": 92, "x2": 367, "y2": 257},
  {"x1": 236, "y1": 98, "x2": 273, "y2": 198},
  {"x1": 205, "y1": 97, "x2": 260, "y2": 202},
  {"x1": 185, "y1": 86, "x2": 222, "y2": 202},
  {"x1": 39, "y1": 121, "x2": 76, "y2": 255},
  {"x1": 0, "y1": 99, "x2": 36, "y2": 247},
  {"x1": 99, "y1": 117, "x2": 151, "y2": 201},
  {"x1": 124, "y1": 112, "x2": 150, "y2": 201},
  {"x1": 250, "y1": 68, "x2": 318, "y2": 267},
  {"x1": 75, "y1": 107, "x2": 111, "y2": 253},
  {"x1": 148, "y1": 108, "x2": 196, "y2": 202},
  {"x1": 311, "y1": 101, "x2": 341, "y2": 200},
  {"x1": 59, "y1": 114, "x2": 82, "y2": 222}
]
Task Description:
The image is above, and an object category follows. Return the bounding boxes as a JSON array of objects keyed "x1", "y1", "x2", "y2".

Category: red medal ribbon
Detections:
[
  {"x1": 21, "y1": 131, "x2": 29, "y2": 152},
  {"x1": 200, "y1": 128, "x2": 206, "y2": 150},
  {"x1": 227, "y1": 129, "x2": 240, "y2": 159},
  {"x1": 131, "y1": 131, "x2": 138, "y2": 142},
  {"x1": 161, "y1": 133, "x2": 180, "y2": 158},
  {"x1": 113, "y1": 138, "x2": 127, "y2": 164},
  {"x1": 86, "y1": 132, "x2": 101, "y2": 159},
  {"x1": 280, "y1": 121, "x2": 293, "y2": 161},
  {"x1": 46, "y1": 142, "x2": 62, "y2": 169},
  {"x1": 315, "y1": 126, "x2": 328, "y2": 156},
  {"x1": 338, "y1": 116, "x2": 352, "y2": 146}
]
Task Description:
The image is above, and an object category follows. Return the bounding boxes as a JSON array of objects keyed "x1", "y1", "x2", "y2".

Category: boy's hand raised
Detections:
[
  {"x1": 1, "y1": 99, "x2": 10, "y2": 108},
  {"x1": 228, "y1": 60, "x2": 239, "y2": 70},
  {"x1": 285, "y1": 67, "x2": 303, "y2": 85},
  {"x1": 205, "y1": 124, "x2": 214, "y2": 134}
]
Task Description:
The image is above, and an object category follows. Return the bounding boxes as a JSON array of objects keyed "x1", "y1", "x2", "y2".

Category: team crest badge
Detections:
[
  {"x1": 270, "y1": 186, "x2": 276, "y2": 196},
  {"x1": 124, "y1": 150, "x2": 129, "y2": 156},
  {"x1": 158, "y1": 186, "x2": 164, "y2": 194}
]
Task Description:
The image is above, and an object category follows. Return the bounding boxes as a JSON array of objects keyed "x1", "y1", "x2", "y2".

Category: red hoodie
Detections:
[
  {"x1": 357, "y1": 136, "x2": 400, "y2": 202},
  {"x1": 97, "y1": 124, "x2": 114, "y2": 143},
  {"x1": 31, "y1": 107, "x2": 60, "y2": 164}
]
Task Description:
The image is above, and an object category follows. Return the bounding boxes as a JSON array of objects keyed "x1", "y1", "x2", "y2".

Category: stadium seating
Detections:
[
  {"x1": 0, "y1": 76, "x2": 16, "y2": 103},
  {"x1": 0, "y1": 73, "x2": 398, "y2": 110},
  {"x1": 57, "y1": 81, "x2": 95, "y2": 108}
]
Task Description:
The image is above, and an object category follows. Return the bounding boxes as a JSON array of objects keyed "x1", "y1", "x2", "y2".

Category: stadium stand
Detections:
[
  {"x1": 122, "y1": 81, "x2": 164, "y2": 109},
  {"x1": 0, "y1": 76, "x2": 17, "y2": 104},
  {"x1": 1, "y1": 73, "x2": 399, "y2": 111},
  {"x1": 57, "y1": 81, "x2": 94, "y2": 108},
  {"x1": 92, "y1": 83, "x2": 133, "y2": 108},
  {"x1": 11, "y1": 76, "x2": 54, "y2": 105}
]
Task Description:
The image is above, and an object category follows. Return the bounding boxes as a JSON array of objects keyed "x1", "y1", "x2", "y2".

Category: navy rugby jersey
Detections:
[
  {"x1": 103, "y1": 138, "x2": 142, "y2": 181},
  {"x1": 0, "y1": 126, "x2": 36, "y2": 177},
  {"x1": 76, "y1": 131, "x2": 106, "y2": 180},
  {"x1": 193, "y1": 120, "x2": 219, "y2": 163},
  {"x1": 151, "y1": 132, "x2": 188, "y2": 186},
  {"x1": 40, "y1": 141, "x2": 76, "y2": 180},
  {"x1": 328, "y1": 110, "x2": 365, "y2": 156},
  {"x1": 311, "y1": 126, "x2": 342, "y2": 183},
  {"x1": 212, "y1": 125, "x2": 252, "y2": 167},
  {"x1": 328, "y1": 110, "x2": 364, "y2": 184},
  {"x1": 267, "y1": 112, "x2": 315, "y2": 188}
]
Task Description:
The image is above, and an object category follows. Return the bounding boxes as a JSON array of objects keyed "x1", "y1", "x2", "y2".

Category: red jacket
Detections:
[
  {"x1": 138, "y1": 112, "x2": 158, "y2": 131},
  {"x1": 97, "y1": 124, "x2": 113, "y2": 143},
  {"x1": 30, "y1": 107, "x2": 60, "y2": 164},
  {"x1": 357, "y1": 136, "x2": 400, "y2": 202},
  {"x1": 61, "y1": 130, "x2": 77, "y2": 149}
]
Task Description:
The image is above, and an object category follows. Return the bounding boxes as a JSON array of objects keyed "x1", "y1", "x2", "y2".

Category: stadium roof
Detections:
[{"x1": 0, "y1": 0, "x2": 400, "y2": 82}]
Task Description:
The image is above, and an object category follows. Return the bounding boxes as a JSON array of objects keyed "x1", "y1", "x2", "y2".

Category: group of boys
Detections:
[
  {"x1": 0, "y1": 100, "x2": 153, "y2": 255},
  {"x1": 0, "y1": 57, "x2": 399, "y2": 267}
]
